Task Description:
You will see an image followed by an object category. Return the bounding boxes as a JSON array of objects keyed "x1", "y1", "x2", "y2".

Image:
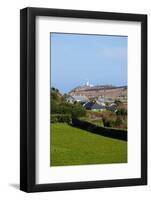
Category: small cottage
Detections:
[{"x1": 83, "y1": 101, "x2": 106, "y2": 111}]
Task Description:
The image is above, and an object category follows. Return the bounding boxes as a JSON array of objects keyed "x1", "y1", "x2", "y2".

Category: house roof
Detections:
[
  {"x1": 92, "y1": 103, "x2": 105, "y2": 110},
  {"x1": 66, "y1": 96, "x2": 74, "y2": 100},
  {"x1": 84, "y1": 101, "x2": 105, "y2": 110},
  {"x1": 107, "y1": 103, "x2": 117, "y2": 112}
]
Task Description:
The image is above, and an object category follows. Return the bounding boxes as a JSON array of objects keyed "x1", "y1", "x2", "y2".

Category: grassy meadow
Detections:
[{"x1": 50, "y1": 123, "x2": 127, "y2": 166}]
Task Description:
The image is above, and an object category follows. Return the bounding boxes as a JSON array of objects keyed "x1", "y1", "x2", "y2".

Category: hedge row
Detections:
[
  {"x1": 51, "y1": 114, "x2": 71, "y2": 124},
  {"x1": 72, "y1": 118, "x2": 127, "y2": 141}
]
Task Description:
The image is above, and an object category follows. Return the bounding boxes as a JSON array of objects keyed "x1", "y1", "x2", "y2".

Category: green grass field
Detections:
[{"x1": 50, "y1": 123, "x2": 127, "y2": 166}]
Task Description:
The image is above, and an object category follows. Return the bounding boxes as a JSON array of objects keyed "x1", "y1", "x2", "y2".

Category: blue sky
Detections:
[{"x1": 50, "y1": 33, "x2": 127, "y2": 94}]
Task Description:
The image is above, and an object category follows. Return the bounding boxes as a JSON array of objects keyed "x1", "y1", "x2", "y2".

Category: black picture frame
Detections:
[{"x1": 20, "y1": 7, "x2": 147, "y2": 192}]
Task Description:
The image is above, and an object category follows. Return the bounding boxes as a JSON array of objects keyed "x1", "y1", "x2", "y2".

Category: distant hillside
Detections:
[{"x1": 69, "y1": 85, "x2": 127, "y2": 99}]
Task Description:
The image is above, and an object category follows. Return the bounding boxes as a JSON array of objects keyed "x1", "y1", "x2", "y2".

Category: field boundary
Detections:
[{"x1": 72, "y1": 118, "x2": 127, "y2": 141}]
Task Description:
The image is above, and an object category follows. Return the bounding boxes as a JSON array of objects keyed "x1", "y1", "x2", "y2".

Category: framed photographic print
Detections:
[{"x1": 20, "y1": 7, "x2": 147, "y2": 192}]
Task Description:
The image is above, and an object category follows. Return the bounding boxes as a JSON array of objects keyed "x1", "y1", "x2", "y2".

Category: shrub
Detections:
[
  {"x1": 71, "y1": 104, "x2": 86, "y2": 118},
  {"x1": 101, "y1": 111, "x2": 116, "y2": 128},
  {"x1": 114, "y1": 99, "x2": 122, "y2": 106},
  {"x1": 51, "y1": 102, "x2": 86, "y2": 118},
  {"x1": 51, "y1": 114, "x2": 72, "y2": 124},
  {"x1": 102, "y1": 117, "x2": 116, "y2": 127},
  {"x1": 116, "y1": 108, "x2": 127, "y2": 116},
  {"x1": 115, "y1": 116, "x2": 123, "y2": 126},
  {"x1": 50, "y1": 87, "x2": 86, "y2": 119}
]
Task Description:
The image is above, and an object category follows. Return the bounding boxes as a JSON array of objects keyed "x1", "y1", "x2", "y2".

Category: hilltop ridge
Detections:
[{"x1": 68, "y1": 84, "x2": 127, "y2": 100}]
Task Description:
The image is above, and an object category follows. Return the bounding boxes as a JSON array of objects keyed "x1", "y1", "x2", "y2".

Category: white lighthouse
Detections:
[
  {"x1": 86, "y1": 81, "x2": 90, "y2": 86},
  {"x1": 86, "y1": 80, "x2": 93, "y2": 87}
]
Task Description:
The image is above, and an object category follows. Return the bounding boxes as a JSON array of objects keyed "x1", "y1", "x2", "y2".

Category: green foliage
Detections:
[
  {"x1": 50, "y1": 88, "x2": 127, "y2": 128},
  {"x1": 70, "y1": 103, "x2": 86, "y2": 118},
  {"x1": 101, "y1": 111, "x2": 116, "y2": 128},
  {"x1": 81, "y1": 110, "x2": 127, "y2": 129},
  {"x1": 115, "y1": 116, "x2": 123, "y2": 126},
  {"x1": 51, "y1": 91, "x2": 59, "y2": 101},
  {"x1": 114, "y1": 99, "x2": 122, "y2": 106},
  {"x1": 102, "y1": 118, "x2": 115, "y2": 127},
  {"x1": 51, "y1": 87, "x2": 59, "y2": 93},
  {"x1": 105, "y1": 102, "x2": 110, "y2": 106},
  {"x1": 116, "y1": 108, "x2": 127, "y2": 116},
  {"x1": 51, "y1": 114, "x2": 71, "y2": 124},
  {"x1": 51, "y1": 87, "x2": 86, "y2": 119},
  {"x1": 51, "y1": 123, "x2": 127, "y2": 166}
]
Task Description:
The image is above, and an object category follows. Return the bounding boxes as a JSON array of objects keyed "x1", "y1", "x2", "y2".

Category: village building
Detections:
[
  {"x1": 83, "y1": 101, "x2": 106, "y2": 111},
  {"x1": 66, "y1": 95, "x2": 89, "y2": 104},
  {"x1": 107, "y1": 103, "x2": 117, "y2": 112}
]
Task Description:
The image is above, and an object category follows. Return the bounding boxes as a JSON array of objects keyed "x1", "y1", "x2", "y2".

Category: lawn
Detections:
[{"x1": 50, "y1": 123, "x2": 127, "y2": 166}]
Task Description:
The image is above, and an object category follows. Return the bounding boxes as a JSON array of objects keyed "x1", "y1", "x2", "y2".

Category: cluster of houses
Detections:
[{"x1": 66, "y1": 95, "x2": 117, "y2": 112}]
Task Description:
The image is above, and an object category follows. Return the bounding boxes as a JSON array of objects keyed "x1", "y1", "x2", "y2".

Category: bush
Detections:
[
  {"x1": 51, "y1": 114, "x2": 72, "y2": 124},
  {"x1": 50, "y1": 87, "x2": 86, "y2": 119},
  {"x1": 102, "y1": 118, "x2": 115, "y2": 127},
  {"x1": 51, "y1": 102, "x2": 86, "y2": 118},
  {"x1": 116, "y1": 108, "x2": 127, "y2": 116},
  {"x1": 101, "y1": 111, "x2": 116, "y2": 128},
  {"x1": 114, "y1": 99, "x2": 122, "y2": 106},
  {"x1": 115, "y1": 116, "x2": 123, "y2": 126},
  {"x1": 71, "y1": 104, "x2": 86, "y2": 118}
]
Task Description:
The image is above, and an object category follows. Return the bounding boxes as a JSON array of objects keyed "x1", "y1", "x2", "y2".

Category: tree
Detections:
[
  {"x1": 114, "y1": 99, "x2": 122, "y2": 106},
  {"x1": 51, "y1": 87, "x2": 86, "y2": 119}
]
